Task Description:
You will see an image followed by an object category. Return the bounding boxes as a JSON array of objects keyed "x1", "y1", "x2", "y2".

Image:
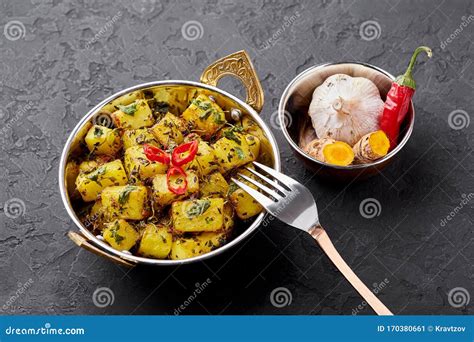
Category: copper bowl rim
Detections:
[{"x1": 278, "y1": 62, "x2": 415, "y2": 170}]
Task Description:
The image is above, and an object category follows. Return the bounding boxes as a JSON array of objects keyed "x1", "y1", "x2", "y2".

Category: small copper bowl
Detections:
[{"x1": 278, "y1": 62, "x2": 415, "y2": 182}]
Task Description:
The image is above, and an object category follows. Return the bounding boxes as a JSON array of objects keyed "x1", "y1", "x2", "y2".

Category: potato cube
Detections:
[
  {"x1": 229, "y1": 165, "x2": 263, "y2": 219},
  {"x1": 213, "y1": 131, "x2": 257, "y2": 173},
  {"x1": 65, "y1": 160, "x2": 80, "y2": 199},
  {"x1": 150, "y1": 112, "x2": 186, "y2": 148},
  {"x1": 182, "y1": 94, "x2": 226, "y2": 138},
  {"x1": 223, "y1": 203, "x2": 234, "y2": 232},
  {"x1": 244, "y1": 134, "x2": 260, "y2": 159},
  {"x1": 101, "y1": 91, "x2": 144, "y2": 113},
  {"x1": 172, "y1": 198, "x2": 224, "y2": 233},
  {"x1": 111, "y1": 99, "x2": 154, "y2": 129},
  {"x1": 84, "y1": 125, "x2": 122, "y2": 155},
  {"x1": 137, "y1": 223, "x2": 172, "y2": 258},
  {"x1": 124, "y1": 145, "x2": 168, "y2": 182},
  {"x1": 76, "y1": 160, "x2": 128, "y2": 202},
  {"x1": 181, "y1": 140, "x2": 218, "y2": 176},
  {"x1": 170, "y1": 232, "x2": 226, "y2": 260},
  {"x1": 103, "y1": 219, "x2": 139, "y2": 251},
  {"x1": 70, "y1": 121, "x2": 92, "y2": 154},
  {"x1": 152, "y1": 171, "x2": 199, "y2": 206},
  {"x1": 101, "y1": 185, "x2": 150, "y2": 220},
  {"x1": 242, "y1": 116, "x2": 273, "y2": 164},
  {"x1": 122, "y1": 128, "x2": 160, "y2": 150},
  {"x1": 195, "y1": 140, "x2": 219, "y2": 175},
  {"x1": 200, "y1": 172, "x2": 228, "y2": 198},
  {"x1": 78, "y1": 155, "x2": 112, "y2": 173}
]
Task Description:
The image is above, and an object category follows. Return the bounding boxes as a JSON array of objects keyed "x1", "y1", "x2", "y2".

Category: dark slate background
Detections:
[{"x1": 0, "y1": 0, "x2": 472, "y2": 315}]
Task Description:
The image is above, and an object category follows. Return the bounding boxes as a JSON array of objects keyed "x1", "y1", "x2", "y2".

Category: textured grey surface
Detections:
[{"x1": 0, "y1": 0, "x2": 472, "y2": 315}]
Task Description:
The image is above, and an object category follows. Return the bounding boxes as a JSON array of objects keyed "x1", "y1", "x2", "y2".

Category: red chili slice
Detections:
[
  {"x1": 143, "y1": 144, "x2": 171, "y2": 164},
  {"x1": 171, "y1": 140, "x2": 198, "y2": 166},
  {"x1": 167, "y1": 166, "x2": 188, "y2": 195}
]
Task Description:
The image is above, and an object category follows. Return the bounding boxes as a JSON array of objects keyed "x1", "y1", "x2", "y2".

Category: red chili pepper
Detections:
[
  {"x1": 143, "y1": 144, "x2": 170, "y2": 164},
  {"x1": 166, "y1": 166, "x2": 188, "y2": 195},
  {"x1": 379, "y1": 46, "x2": 432, "y2": 149},
  {"x1": 171, "y1": 140, "x2": 199, "y2": 166}
]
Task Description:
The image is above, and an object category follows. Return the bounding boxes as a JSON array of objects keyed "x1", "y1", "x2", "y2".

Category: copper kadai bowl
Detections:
[
  {"x1": 278, "y1": 62, "x2": 415, "y2": 182},
  {"x1": 59, "y1": 51, "x2": 281, "y2": 267}
]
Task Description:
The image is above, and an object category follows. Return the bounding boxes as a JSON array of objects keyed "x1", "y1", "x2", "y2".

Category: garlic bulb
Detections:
[{"x1": 308, "y1": 74, "x2": 384, "y2": 146}]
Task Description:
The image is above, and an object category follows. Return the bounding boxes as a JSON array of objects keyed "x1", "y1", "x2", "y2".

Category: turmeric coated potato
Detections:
[
  {"x1": 150, "y1": 112, "x2": 186, "y2": 148},
  {"x1": 111, "y1": 99, "x2": 154, "y2": 129},
  {"x1": 170, "y1": 232, "x2": 227, "y2": 260},
  {"x1": 75, "y1": 160, "x2": 128, "y2": 202},
  {"x1": 200, "y1": 172, "x2": 228, "y2": 198},
  {"x1": 103, "y1": 219, "x2": 139, "y2": 251},
  {"x1": 84, "y1": 125, "x2": 122, "y2": 155},
  {"x1": 101, "y1": 185, "x2": 150, "y2": 220},
  {"x1": 171, "y1": 198, "x2": 225, "y2": 233},
  {"x1": 182, "y1": 94, "x2": 226, "y2": 138},
  {"x1": 122, "y1": 128, "x2": 160, "y2": 150},
  {"x1": 213, "y1": 130, "x2": 259, "y2": 173},
  {"x1": 124, "y1": 145, "x2": 168, "y2": 183},
  {"x1": 137, "y1": 223, "x2": 172, "y2": 258},
  {"x1": 229, "y1": 164, "x2": 263, "y2": 219},
  {"x1": 152, "y1": 171, "x2": 199, "y2": 207}
]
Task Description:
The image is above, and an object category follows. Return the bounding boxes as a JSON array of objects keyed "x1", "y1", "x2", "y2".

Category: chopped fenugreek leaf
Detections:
[{"x1": 117, "y1": 103, "x2": 137, "y2": 116}]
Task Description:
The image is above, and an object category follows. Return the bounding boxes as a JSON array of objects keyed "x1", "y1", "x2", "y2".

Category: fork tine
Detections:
[
  {"x1": 245, "y1": 167, "x2": 289, "y2": 194},
  {"x1": 231, "y1": 178, "x2": 275, "y2": 207},
  {"x1": 253, "y1": 161, "x2": 296, "y2": 186},
  {"x1": 238, "y1": 173, "x2": 282, "y2": 200}
]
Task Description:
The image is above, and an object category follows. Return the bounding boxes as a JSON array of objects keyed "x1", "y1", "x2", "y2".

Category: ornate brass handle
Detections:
[
  {"x1": 200, "y1": 50, "x2": 264, "y2": 113},
  {"x1": 68, "y1": 231, "x2": 136, "y2": 268}
]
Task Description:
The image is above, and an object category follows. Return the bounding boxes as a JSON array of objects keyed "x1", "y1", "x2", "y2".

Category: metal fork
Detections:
[{"x1": 232, "y1": 161, "x2": 393, "y2": 315}]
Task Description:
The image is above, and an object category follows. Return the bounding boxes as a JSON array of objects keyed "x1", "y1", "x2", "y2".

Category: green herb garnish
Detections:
[
  {"x1": 227, "y1": 182, "x2": 238, "y2": 195},
  {"x1": 118, "y1": 185, "x2": 135, "y2": 206},
  {"x1": 88, "y1": 166, "x2": 106, "y2": 185},
  {"x1": 235, "y1": 147, "x2": 245, "y2": 160},
  {"x1": 94, "y1": 127, "x2": 103, "y2": 137},
  {"x1": 223, "y1": 129, "x2": 241, "y2": 145},
  {"x1": 110, "y1": 222, "x2": 125, "y2": 245},
  {"x1": 117, "y1": 103, "x2": 137, "y2": 116},
  {"x1": 186, "y1": 199, "x2": 211, "y2": 218}
]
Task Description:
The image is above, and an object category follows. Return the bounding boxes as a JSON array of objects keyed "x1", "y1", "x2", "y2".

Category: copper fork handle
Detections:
[{"x1": 308, "y1": 225, "x2": 393, "y2": 315}]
